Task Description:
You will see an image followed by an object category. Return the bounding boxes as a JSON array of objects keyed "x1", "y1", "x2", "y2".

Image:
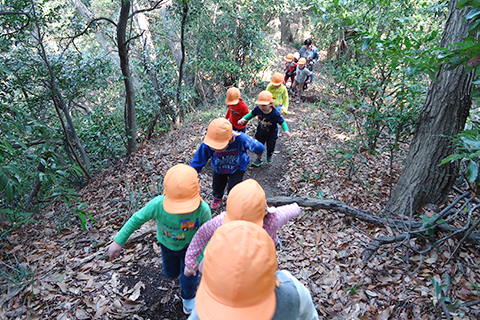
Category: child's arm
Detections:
[
  {"x1": 281, "y1": 88, "x2": 289, "y2": 115},
  {"x1": 244, "y1": 133, "x2": 266, "y2": 155},
  {"x1": 238, "y1": 111, "x2": 254, "y2": 125},
  {"x1": 274, "y1": 203, "x2": 300, "y2": 227},
  {"x1": 280, "y1": 121, "x2": 292, "y2": 138},
  {"x1": 189, "y1": 144, "x2": 213, "y2": 173},
  {"x1": 108, "y1": 198, "x2": 160, "y2": 260},
  {"x1": 184, "y1": 214, "x2": 224, "y2": 274}
]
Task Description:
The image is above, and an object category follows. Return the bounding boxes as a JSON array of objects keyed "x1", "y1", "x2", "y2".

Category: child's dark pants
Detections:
[
  {"x1": 212, "y1": 170, "x2": 245, "y2": 199},
  {"x1": 255, "y1": 134, "x2": 277, "y2": 158},
  {"x1": 160, "y1": 243, "x2": 198, "y2": 299}
]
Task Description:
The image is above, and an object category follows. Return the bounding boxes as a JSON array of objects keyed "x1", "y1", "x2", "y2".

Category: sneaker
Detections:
[
  {"x1": 252, "y1": 158, "x2": 263, "y2": 167},
  {"x1": 295, "y1": 98, "x2": 300, "y2": 104},
  {"x1": 182, "y1": 298, "x2": 195, "y2": 315},
  {"x1": 210, "y1": 196, "x2": 222, "y2": 210},
  {"x1": 266, "y1": 155, "x2": 273, "y2": 163}
]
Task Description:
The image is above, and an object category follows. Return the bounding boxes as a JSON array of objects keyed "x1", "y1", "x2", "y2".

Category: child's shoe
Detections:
[
  {"x1": 266, "y1": 155, "x2": 273, "y2": 163},
  {"x1": 210, "y1": 196, "x2": 222, "y2": 210},
  {"x1": 182, "y1": 298, "x2": 195, "y2": 315},
  {"x1": 252, "y1": 158, "x2": 263, "y2": 167},
  {"x1": 295, "y1": 98, "x2": 300, "y2": 104}
]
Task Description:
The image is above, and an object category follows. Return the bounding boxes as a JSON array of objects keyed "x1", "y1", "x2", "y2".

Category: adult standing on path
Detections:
[{"x1": 299, "y1": 38, "x2": 319, "y2": 86}]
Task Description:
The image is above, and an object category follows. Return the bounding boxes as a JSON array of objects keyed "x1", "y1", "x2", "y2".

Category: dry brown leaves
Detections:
[{"x1": 2, "y1": 59, "x2": 480, "y2": 320}]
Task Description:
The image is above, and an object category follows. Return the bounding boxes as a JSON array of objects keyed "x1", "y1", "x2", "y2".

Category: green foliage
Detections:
[
  {"x1": 0, "y1": 254, "x2": 36, "y2": 289},
  {"x1": 430, "y1": 276, "x2": 451, "y2": 306},
  {"x1": 185, "y1": 0, "x2": 276, "y2": 87},
  {"x1": 439, "y1": 115, "x2": 480, "y2": 191},
  {"x1": 311, "y1": 0, "x2": 445, "y2": 153}
]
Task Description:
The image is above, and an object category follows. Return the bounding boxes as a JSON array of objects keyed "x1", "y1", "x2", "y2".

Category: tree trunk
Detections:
[
  {"x1": 132, "y1": 2, "x2": 175, "y2": 137},
  {"x1": 386, "y1": 0, "x2": 473, "y2": 217},
  {"x1": 117, "y1": 0, "x2": 137, "y2": 155},
  {"x1": 280, "y1": 14, "x2": 293, "y2": 44},
  {"x1": 68, "y1": 0, "x2": 120, "y2": 68}
]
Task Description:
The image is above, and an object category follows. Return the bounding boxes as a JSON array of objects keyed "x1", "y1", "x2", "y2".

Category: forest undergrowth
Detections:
[{"x1": 1, "y1": 43, "x2": 480, "y2": 320}]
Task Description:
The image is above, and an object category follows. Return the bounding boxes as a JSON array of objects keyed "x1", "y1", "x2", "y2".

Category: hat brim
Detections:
[
  {"x1": 270, "y1": 81, "x2": 283, "y2": 86},
  {"x1": 196, "y1": 279, "x2": 276, "y2": 320},
  {"x1": 163, "y1": 195, "x2": 202, "y2": 214},
  {"x1": 204, "y1": 131, "x2": 240, "y2": 150},
  {"x1": 286, "y1": 58, "x2": 293, "y2": 62},
  {"x1": 225, "y1": 98, "x2": 240, "y2": 105}
]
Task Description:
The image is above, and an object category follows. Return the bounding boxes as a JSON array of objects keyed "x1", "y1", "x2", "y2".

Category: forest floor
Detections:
[{"x1": 2, "y1": 43, "x2": 480, "y2": 320}]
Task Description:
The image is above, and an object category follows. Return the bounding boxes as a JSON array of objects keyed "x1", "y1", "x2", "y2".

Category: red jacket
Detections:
[
  {"x1": 285, "y1": 61, "x2": 297, "y2": 75},
  {"x1": 226, "y1": 98, "x2": 249, "y2": 130}
]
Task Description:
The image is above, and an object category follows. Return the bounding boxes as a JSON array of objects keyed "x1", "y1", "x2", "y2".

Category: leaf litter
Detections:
[{"x1": 1, "y1": 48, "x2": 480, "y2": 320}]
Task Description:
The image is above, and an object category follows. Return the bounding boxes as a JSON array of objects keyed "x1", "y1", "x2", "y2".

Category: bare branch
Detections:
[
  {"x1": 128, "y1": 0, "x2": 169, "y2": 20},
  {"x1": 0, "y1": 11, "x2": 31, "y2": 36}
]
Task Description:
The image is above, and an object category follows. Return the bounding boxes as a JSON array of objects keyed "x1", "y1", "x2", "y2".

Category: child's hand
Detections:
[
  {"x1": 108, "y1": 241, "x2": 123, "y2": 260},
  {"x1": 238, "y1": 118, "x2": 247, "y2": 125},
  {"x1": 284, "y1": 131, "x2": 292, "y2": 138},
  {"x1": 281, "y1": 107, "x2": 288, "y2": 116},
  {"x1": 184, "y1": 262, "x2": 200, "y2": 277}
]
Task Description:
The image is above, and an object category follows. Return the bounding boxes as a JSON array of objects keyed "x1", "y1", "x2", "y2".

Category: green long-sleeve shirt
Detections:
[{"x1": 115, "y1": 195, "x2": 212, "y2": 251}]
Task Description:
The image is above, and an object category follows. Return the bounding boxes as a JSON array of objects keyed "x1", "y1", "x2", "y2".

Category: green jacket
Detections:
[{"x1": 115, "y1": 195, "x2": 212, "y2": 251}]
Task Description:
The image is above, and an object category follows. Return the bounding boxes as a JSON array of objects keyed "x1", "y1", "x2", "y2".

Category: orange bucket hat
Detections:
[
  {"x1": 162, "y1": 164, "x2": 202, "y2": 214},
  {"x1": 286, "y1": 53, "x2": 294, "y2": 62},
  {"x1": 195, "y1": 221, "x2": 277, "y2": 320},
  {"x1": 225, "y1": 87, "x2": 241, "y2": 105},
  {"x1": 298, "y1": 57, "x2": 307, "y2": 65},
  {"x1": 204, "y1": 118, "x2": 240, "y2": 150},
  {"x1": 256, "y1": 91, "x2": 273, "y2": 105},
  {"x1": 224, "y1": 179, "x2": 266, "y2": 227},
  {"x1": 270, "y1": 73, "x2": 284, "y2": 86}
]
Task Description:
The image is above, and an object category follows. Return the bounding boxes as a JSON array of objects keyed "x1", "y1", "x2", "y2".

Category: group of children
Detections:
[
  {"x1": 108, "y1": 166, "x2": 318, "y2": 319},
  {"x1": 107, "y1": 41, "x2": 322, "y2": 319}
]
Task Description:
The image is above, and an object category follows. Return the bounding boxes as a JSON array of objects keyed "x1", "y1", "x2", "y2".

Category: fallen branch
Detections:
[{"x1": 266, "y1": 196, "x2": 480, "y2": 244}]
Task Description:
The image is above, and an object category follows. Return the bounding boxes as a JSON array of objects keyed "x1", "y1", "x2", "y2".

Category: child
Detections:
[
  {"x1": 190, "y1": 118, "x2": 265, "y2": 210},
  {"x1": 266, "y1": 72, "x2": 289, "y2": 116},
  {"x1": 284, "y1": 53, "x2": 297, "y2": 89},
  {"x1": 293, "y1": 51, "x2": 300, "y2": 63},
  {"x1": 238, "y1": 91, "x2": 291, "y2": 166},
  {"x1": 107, "y1": 164, "x2": 212, "y2": 315},
  {"x1": 292, "y1": 57, "x2": 312, "y2": 104},
  {"x1": 224, "y1": 87, "x2": 249, "y2": 133},
  {"x1": 183, "y1": 178, "x2": 301, "y2": 277},
  {"x1": 187, "y1": 221, "x2": 319, "y2": 320}
]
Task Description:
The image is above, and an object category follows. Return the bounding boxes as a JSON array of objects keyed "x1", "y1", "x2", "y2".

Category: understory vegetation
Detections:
[{"x1": 2, "y1": 0, "x2": 480, "y2": 318}]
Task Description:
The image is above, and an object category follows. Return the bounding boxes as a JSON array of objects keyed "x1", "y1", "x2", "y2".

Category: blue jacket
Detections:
[{"x1": 190, "y1": 133, "x2": 265, "y2": 175}]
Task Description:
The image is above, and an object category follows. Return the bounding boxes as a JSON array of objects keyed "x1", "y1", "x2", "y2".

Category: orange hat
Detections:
[
  {"x1": 163, "y1": 164, "x2": 202, "y2": 214},
  {"x1": 286, "y1": 53, "x2": 294, "y2": 62},
  {"x1": 204, "y1": 118, "x2": 240, "y2": 150},
  {"x1": 270, "y1": 73, "x2": 283, "y2": 86},
  {"x1": 225, "y1": 87, "x2": 241, "y2": 105},
  {"x1": 298, "y1": 57, "x2": 307, "y2": 65},
  {"x1": 256, "y1": 91, "x2": 273, "y2": 105},
  {"x1": 195, "y1": 221, "x2": 277, "y2": 320},
  {"x1": 224, "y1": 179, "x2": 266, "y2": 227}
]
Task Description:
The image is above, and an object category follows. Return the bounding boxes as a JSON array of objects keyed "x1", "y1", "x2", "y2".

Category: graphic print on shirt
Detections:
[
  {"x1": 258, "y1": 116, "x2": 274, "y2": 133},
  {"x1": 162, "y1": 228, "x2": 186, "y2": 241},
  {"x1": 212, "y1": 149, "x2": 240, "y2": 174},
  {"x1": 181, "y1": 218, "x2": 200, "y2": 231},
  {"x1": 229, "y1": 107, "x2": 241, "y2": 116}
]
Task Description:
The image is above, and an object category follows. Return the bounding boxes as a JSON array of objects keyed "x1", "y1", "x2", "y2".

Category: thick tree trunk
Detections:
[
  {"x1": 117, "y1": 0, "x2": 137, "y2": 155},
  {"x1": 386, "y1": 0, "x2": 473, "y2": 217}
]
